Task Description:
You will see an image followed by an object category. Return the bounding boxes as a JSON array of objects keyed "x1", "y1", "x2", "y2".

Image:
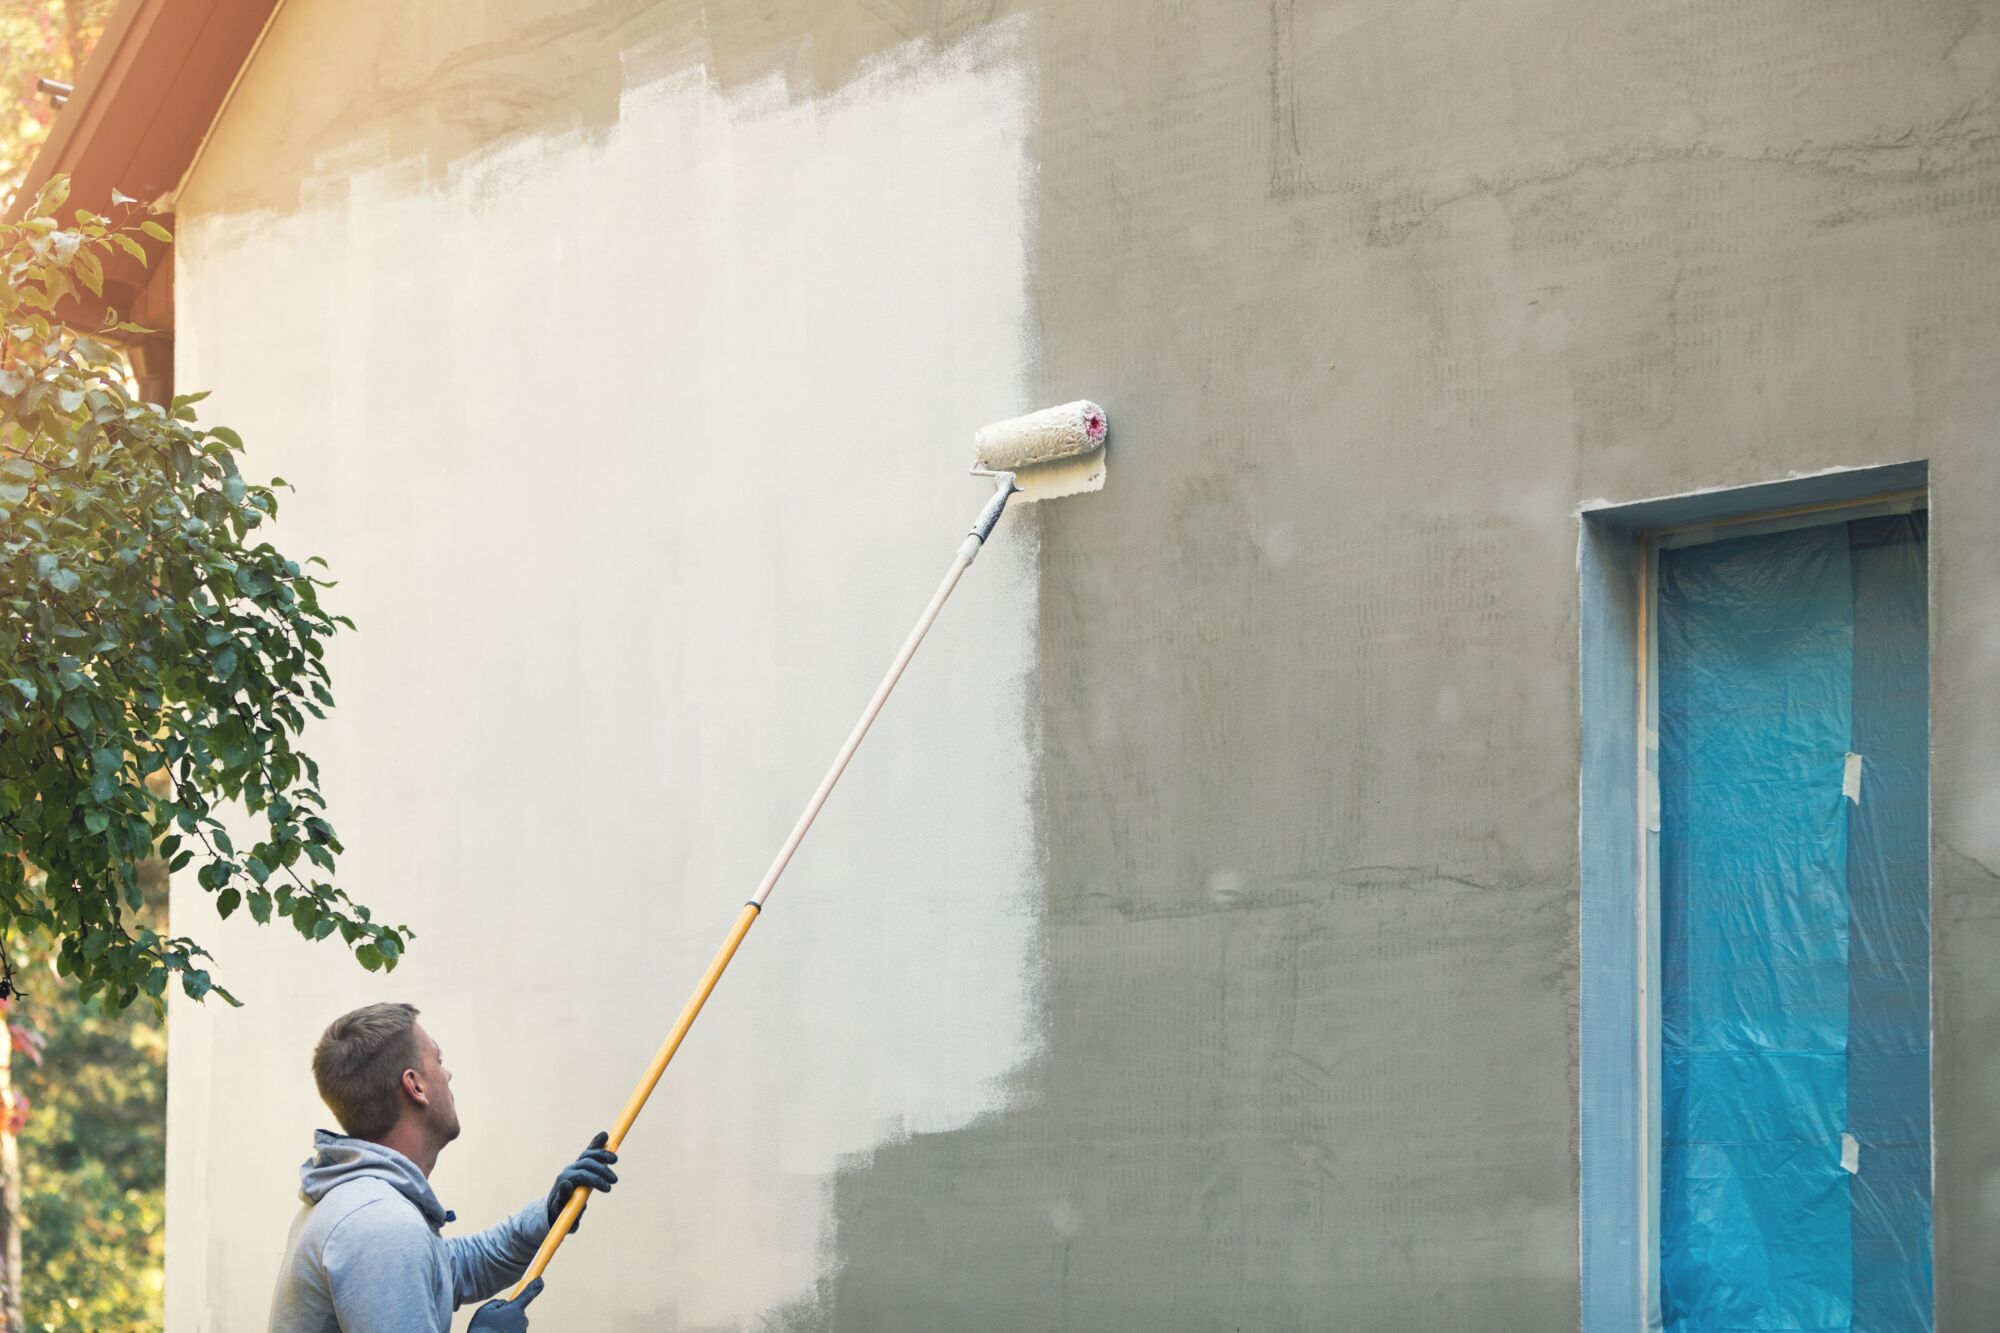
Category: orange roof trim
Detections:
[{"x1": 8, "y1": 0, "x2": 280, "y2": 222}]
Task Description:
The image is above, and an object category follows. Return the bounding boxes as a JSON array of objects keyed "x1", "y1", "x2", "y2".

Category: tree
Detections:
[
  {"x1": 0, "y1": 2, "x2": 118, "y2": 208},
  {"x1": 8, "y1": 858, "x2": 166, "y2": 1333},
  {"x1": 1, "y1": 177, "x2": 411, "y2": 1009},
  {"x1": 1, "y1": 177, "x2": 410, "y2": 1328}
]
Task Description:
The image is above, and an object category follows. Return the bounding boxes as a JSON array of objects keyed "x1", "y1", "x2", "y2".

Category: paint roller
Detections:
[{"x1": 508, "y1": 400, "x2": 1110, "y2": 1296}]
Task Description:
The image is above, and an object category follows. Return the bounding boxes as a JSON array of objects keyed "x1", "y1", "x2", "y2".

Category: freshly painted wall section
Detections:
[{"x1": 167, "y1": 18, "x2": 1040, "y2": 1332}]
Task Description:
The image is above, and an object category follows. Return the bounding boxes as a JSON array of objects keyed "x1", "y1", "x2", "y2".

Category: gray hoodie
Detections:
[{"x1": 268, "y1": 1131, "x2": 548, "y2": 1333}]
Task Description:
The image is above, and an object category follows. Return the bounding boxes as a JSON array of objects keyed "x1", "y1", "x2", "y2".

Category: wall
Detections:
[
  {"x1": 166, "y1": 1, "x2": 2000, "y2": 1329},
  {"x1": 169, "y1": 9, "x2": 1044, "y2": 1330}
]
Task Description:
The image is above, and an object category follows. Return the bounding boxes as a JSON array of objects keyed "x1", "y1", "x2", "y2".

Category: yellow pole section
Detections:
[{"x1": 508, "y1": 900, "x2": 762, "y2": 1296}]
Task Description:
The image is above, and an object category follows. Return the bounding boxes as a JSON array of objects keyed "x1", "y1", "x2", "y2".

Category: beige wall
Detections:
[{"x1": 168, "y1": 7, "x2": 1043, "y2": 1329}]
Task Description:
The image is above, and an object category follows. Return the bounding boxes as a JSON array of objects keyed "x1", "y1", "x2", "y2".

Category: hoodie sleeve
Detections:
[
  {"x1": 322, "y1": 1198, "x2": 450, "y2": 1333},
  {"x1": 446, "y1": 1200, "x2": 550, "y2": 1306}
]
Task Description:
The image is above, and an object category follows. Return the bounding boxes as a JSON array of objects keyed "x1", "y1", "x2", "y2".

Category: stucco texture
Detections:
[{"x1": 165, "y1": 1, "x2": 2000, "y2": 1329}]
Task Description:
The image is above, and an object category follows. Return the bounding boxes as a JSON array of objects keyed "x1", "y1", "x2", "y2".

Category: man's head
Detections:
[{"x1": 312, "y1": 1002, "x2": 459, "y2": 1154}]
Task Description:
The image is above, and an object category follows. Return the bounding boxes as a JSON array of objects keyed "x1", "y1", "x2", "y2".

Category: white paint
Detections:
[
  {"x1": 1843, "y1": 752, "x2": 1864, "y2": 804},
  {"x1": 168, "y1": 24, "x2": 1041, "y2": 1332},
  {"x1": 1206, "y1": 866, "x2": 1244, "y2": 903},
  {"x1": 1841, "y1": 1132, "x2": 1861, "y2": 1174},
  {"x1": 1006, "y1": 445, "x2": 1107, "y2": 502}
]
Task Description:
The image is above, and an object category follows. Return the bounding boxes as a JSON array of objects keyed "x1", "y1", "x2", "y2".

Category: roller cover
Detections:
[{"x1": 971, "y1": 400, "x2": 1107, "y2": 471}]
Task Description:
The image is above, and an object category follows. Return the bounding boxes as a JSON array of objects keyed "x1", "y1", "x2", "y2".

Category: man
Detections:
[{"x1": 269, "y1": 1002, "x2": 619, "y2": 1332}]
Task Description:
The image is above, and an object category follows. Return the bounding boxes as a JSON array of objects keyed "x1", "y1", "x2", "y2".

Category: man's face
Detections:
[{"x1": 410, "y1": 1023, "x2": 461, "y2": 1144}]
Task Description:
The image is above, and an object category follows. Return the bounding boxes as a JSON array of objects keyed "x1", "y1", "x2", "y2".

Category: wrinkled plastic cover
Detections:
[{"x1": 1658, "y1": 515, "x2": 1930, "y2": 1331}]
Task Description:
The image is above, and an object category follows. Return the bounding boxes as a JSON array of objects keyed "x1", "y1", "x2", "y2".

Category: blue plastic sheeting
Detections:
[
  {"x1": 1657, "y1": 516, "x2": 1930, "y2": 1331},
  {"x1": 1845, "y1": 515, "x2": 1932, "y2": 1328}
]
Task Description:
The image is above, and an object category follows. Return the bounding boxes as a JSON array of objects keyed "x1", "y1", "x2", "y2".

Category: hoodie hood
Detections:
[{"x1": 298, "y1": 1130, "x2": 452, "y2": 1229}]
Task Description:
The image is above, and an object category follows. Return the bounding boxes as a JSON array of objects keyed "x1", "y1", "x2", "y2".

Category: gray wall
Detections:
[
  {"x1": 167, "y1": 1, "x2": 2000, "y2": 1328},
  {"x1": 820, "y1": 2, "x2": 2000, "y2": 1328}
]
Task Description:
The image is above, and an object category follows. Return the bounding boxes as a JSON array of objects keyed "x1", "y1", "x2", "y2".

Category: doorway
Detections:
[{"x1": 1654, "y1": 511, "x2": 1931, "y2": 1330}]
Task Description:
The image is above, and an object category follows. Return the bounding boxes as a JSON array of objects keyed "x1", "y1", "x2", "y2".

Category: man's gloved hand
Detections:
[
  {"x1": 469, "y1": 1278, "x2": 543, "y2": 1332},
  {"x1": 545, "y1": 1131, "x2": 619, "y2": 1234}
]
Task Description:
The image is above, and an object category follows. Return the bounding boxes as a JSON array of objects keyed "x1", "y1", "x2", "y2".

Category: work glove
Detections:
[
  {"x1": 545, "y1": 1131, "x2": 619, "y2": 1234},
  {"x1": 468, "y1": 1278, "x2": 542, "y2": 1332}
]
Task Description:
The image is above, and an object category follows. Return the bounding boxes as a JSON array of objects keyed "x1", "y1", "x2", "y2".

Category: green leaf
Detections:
[
  {"x1": 0, "y1": 186, "x2": 378, "y2": 1006},
  {"x1": 182, "y1": 969, "x2": 213, "y2": 1000},
  {"x1": 74, "y1": 247, "x2": 104, "y2": 295},
  {"x1": 62, "y1": 695, "x2": 93, "y2": 731}
]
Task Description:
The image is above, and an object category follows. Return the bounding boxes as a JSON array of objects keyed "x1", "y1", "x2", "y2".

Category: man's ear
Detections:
[{"x1": 401, "y1": 1065, "x2": 429, "y2": 1108}]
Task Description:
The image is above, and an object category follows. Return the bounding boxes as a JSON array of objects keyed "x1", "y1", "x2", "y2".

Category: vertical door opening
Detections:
[
  {"x1": 1653, "y1": 510, "x2": 1931, "y2": 1331},
  {"x1": 1578, "y1": 461, "x2": 1931, "y2": 1333}
]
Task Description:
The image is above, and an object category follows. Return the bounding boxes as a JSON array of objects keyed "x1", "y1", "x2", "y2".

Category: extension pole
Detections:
[{"x1": 508, "y1": 474, "x2": 1021, "y2": 1296}]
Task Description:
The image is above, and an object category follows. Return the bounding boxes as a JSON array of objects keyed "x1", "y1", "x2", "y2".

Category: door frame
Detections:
[{"x1": 1577, "y1": 461, "x2": 1930, "y2": 1332}]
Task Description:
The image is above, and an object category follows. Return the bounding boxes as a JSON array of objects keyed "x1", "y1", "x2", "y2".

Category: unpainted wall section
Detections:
[
  {"x1": 823, "y1": 2, "x2": 2000, "y2": 1328},
  {"x1": 163, "y1": 0, "x2": 2000, "y2": 1329}
]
